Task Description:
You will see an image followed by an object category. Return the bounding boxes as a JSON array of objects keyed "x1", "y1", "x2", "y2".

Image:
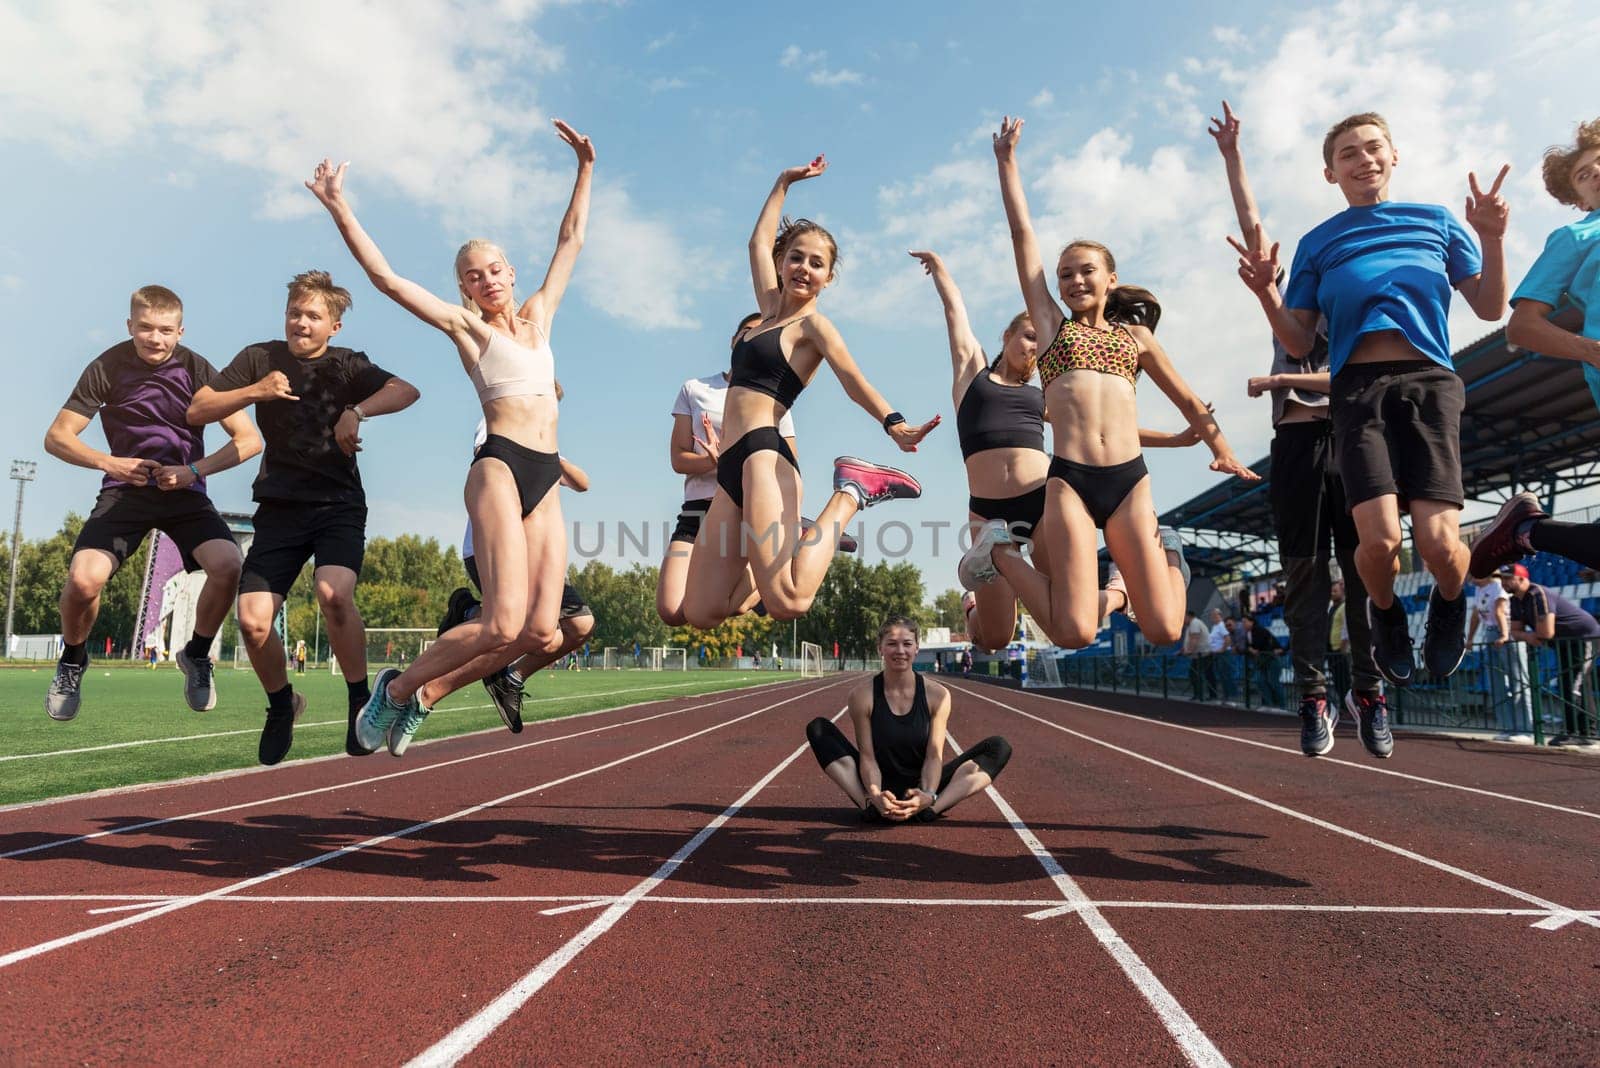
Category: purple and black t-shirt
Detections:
[
  {"x1": 209, "y1": 341, "x2": 394, "y2": 507},
  {"x1": 63, "y1": 342, "x2": 216, "y2": 494},
  {"x1": 1510, "y1": 584, "x2": 1600, "y2": 640}
]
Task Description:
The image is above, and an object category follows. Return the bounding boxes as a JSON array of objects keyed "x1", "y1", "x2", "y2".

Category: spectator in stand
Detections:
[
  {"x1": 1183, "y1": 609, "x2": 1212, "y2": 700},
  {"x1": 1467, "y1": 571, "x2": 1532, "y2": 737},
  {"x1": 1327, "y1": 579, "x2": 1352, "y2": 700},
  {"x1": 1208, "y1": 609, "x2": 1234, "y2": 701},
  {"x1": 1501, "y1": 564, "x2": 1599, "y2": 744},
  {"x1": 1244, "y1": 616, "x2": 1285, "y2": 706}
]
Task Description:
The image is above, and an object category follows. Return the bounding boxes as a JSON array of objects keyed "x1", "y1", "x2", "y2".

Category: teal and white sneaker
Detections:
[
  {"x1": 387, "y1": 700, "x2": 432, "y2": 757},
  {"x1": 355, "y1": 668, "x2": 409, "y2": 755}
]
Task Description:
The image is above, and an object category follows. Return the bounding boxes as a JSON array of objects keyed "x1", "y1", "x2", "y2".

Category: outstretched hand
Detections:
[
  {"x1": 1226, "y1": 226, "x2": 1280, "y2": 294},
  {"x1": 780, "y1": 155, "x2": 827, "y2": 186},
  {"x1": 993, "y1": 115, "x2": 1024, "y2": 160},
  {"x1": 907, "y1": 250, "x2": 946, "y2": 276},
  {"x1": 1211, "y1": 454, "x2": 1261, "y2": 481},
  {"x1": 889, "y1": 415, "x2": 941, "y2": 453},
  {"x1": 552, "y1": 119, "x2": 595, "y2": 165},
  {"x1": 1464, "y1": 164, "x2": 1510, "y2": 239},
  {"x1": 304, "y1": 158, "x2": 348, "y2": 209},
  {"x1": 1207, "y1": 100, "x2": 1241, "y2": 157}
]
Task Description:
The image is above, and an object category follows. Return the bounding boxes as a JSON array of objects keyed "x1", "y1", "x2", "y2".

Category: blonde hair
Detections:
[
  {"x1": 1322, "y1": 112, "x2": 1393, "y2": 168},
  {"x1": 455, "y1": 238, "x2": 512, "y2": 317},
  {"x1": 1541, "y1": 118, "x2": 1600, "y2": 209},
  {"x1": 286, "y1": 270, "x2": 352, "y2": 322},
  {"x1": 994, "y1": 311, "x2": 1035, "y2": 379},
  {"x1": 130, "y1": 285, "x2": 183, "y2": 320}
]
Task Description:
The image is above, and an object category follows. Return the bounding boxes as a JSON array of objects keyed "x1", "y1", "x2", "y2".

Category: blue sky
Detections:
[{"x1": 2, "y1": 0, "x2": 1596, "y2": 593}]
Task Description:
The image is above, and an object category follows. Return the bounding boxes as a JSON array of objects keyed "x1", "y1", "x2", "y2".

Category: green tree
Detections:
[
  {"x1": 930, "y1": 587, "x2": 966, "y2": 631},
  {"x1": 0, "y1": 513, "x2": 149, "y2": 653}
]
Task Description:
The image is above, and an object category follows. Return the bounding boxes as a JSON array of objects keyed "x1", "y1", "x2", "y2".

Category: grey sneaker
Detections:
[
  {"x1": 483, "y1": 667, "x2": 525, "y2": 733},
  {"x1": 386, "y1": 701, "x2": 432, "y2": 757},
  {"x1": 176, "y1": 648, "x2": 217, "y2": 711},
  {"x1": 1158, "y1": 526, "x2": 1191, "y2": 588},
  {"x1": 958, "y1": 519, "x2": 1011, "y2": 591},
  {"x1": 356, "y1": 668, "x2": 411, "y2": 754},
  {"x1": 46, "y1": 659, "x2": 87, "y2": 721}
]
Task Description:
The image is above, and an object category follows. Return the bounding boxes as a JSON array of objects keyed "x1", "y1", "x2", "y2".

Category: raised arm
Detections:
[
  {"x1": 1455, "y1": 165, "x2": 1511, "y2": 321},
  {"x1": 1208, "y1": 101, "x2": 1270, "y2": 248},
  {"x1": 1135, "y1": 327, "x2": 1259, "y2": 481},
  {"x1": 749, "y1": 157, "x2": 827, "y2": 315},
  {"x1": 807, "y1": 316, "x2": 940, "y2": 453},
  {"x1": 305, "y1": 160, "x2": 475, "y2": 342},
  {"x1": 43, "y1": 409, "x2": 158, "y2": 486},
  {"x1": 908, "y1": 250, "x2": 987, "y2": 398},
  {"x1": 520, "y1": 120, "x2": 595, "y2": 333},
  {"x1": 154, "y1": 409, "x2": 262, "y2": 491},
  {"x1": 993, "y1": 117, "x2": 1065, "y2": 343}
]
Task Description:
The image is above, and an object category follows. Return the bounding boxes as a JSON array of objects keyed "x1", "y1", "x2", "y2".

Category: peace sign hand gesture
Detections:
[
  {"x1": 993, "y1": 116, "x2": 1024, "y2": 161},
  {"x1": 1226, "y1": 225, "x2": 1280, "y2": 295},
  {"x1": 304, "y1": 158, "x2": 349, "y2": 209},
  {"x1": 1207, "y1": 100, "x2": 1241, "y2": 159},
  {"x1": 552, "y1": 119, "x2": 595, "y2": 165},
  {"x1": 1465, "y1": 164, "x2": 1511, "y2": 240}
]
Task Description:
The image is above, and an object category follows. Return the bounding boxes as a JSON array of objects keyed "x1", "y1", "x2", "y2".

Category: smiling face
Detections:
[
  {"x1": 778, "y1": 231, "x2": 835, "y2": 299},
  {"x1": 456, "y1": 242, "x2": 516, "y2": 315},
  {"x1": 1325, "y1": 124, "x2": 1397, "y2": 204},
  {"x1": 126, "y1": 306, "x2": 184, "y2": 366},
  {"x1": 1570, "y1": 147, "x2": 1600, "y2": 212},
  {"x1": 284, "y1": 293, "x2": 341, "y2": 357},
  {"x1": 1056, "y1": 245, "x2": 1116, "y2": 315},
  {"x1": 878, "y1": 624, "x2": 919, "y2": 669}
]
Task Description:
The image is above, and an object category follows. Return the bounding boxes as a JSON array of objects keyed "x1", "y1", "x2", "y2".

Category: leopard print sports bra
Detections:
[{"x1": 1037, "y1": 317, "x2": 1141, "y2": 388}]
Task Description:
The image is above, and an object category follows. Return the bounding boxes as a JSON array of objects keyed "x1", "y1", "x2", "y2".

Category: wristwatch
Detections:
[
  {"x1": 882, "y1": 411, "x2": 906, "y2": 431},
  {"x1": 347, "y1": 404, "x2": 368, "y2": 422}
]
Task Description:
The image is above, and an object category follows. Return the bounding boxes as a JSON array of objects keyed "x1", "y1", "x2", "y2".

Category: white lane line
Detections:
[
  {"x1": 0, "y1": 676, "x2": 766, "y2": 764},
  {"x1": 0, "y1": 681, "x2": 846, "y2": 972},
  {"x1": 404, "y1": 707, "x2": 850, "y2": 1068},
  {"x1": 954, "y1": 683, "x2": 1599, "y2": 933},
  {"x1": 952, "y1": 732, "x2": 1229, "y2": 1068},
  {"x1": 1020, "y1": 687, "x2": 1600, "y2": 822},
  {"x1": 1, "y1": 678, "x2": 817, "y2": 859}
]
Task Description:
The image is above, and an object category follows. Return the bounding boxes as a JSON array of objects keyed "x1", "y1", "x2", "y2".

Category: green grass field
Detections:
[{"x1": 0, "y1": 665, "x2": 799, "y2": 808}]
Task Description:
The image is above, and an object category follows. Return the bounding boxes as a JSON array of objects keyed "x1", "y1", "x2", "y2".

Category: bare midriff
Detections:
[
  {"x1": 721, "y1": 388, "x2": 794, "y2": 444},
  {"x1": 1346, "y1": 329, "x2": 1428, "y2": 367},
  {"x1": 1277, "y1": 399, "x2": 1326, "y2": 425},
  {"x1": 483, "y1": 393, "x2": 559, "y2": 452},
  {"x1": 1044, "y1": 370, "x2": 1141, "y2": 466},
  {"x1": 965, "y1": 447, "x2": 1047, "y2": 499}
]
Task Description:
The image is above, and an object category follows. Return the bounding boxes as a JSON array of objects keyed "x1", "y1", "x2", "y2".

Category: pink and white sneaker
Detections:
[{"x1": 832, "y1": 456, "x2": 922, "y2": 508}]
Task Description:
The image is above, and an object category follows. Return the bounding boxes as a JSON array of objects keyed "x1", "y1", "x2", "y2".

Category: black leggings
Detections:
[
  {"x1": 716, "y1": 426, "x2": 797, "y2": 509},
  {"x1": 1532, "y1": 520, "x2": 1600, "y2": 571},
  {"x1": 804, "y1": 717, "x2": 1012, "y2": 798}
]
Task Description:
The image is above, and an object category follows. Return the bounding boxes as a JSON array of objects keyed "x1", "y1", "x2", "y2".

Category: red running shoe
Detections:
[
  {"x1": 1468, "y1": 492, "x2": 1546, "y2": 579},
  {"x1": 833, "y1": 456, "x2": 922, "y2": 508}
]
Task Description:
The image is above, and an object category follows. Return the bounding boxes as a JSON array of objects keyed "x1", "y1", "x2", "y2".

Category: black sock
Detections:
[
  {"x1": 185, "y1": 633, "x2": 214, "y2": 660},
  {"x1": 267, "y1": 684, "x2": 294, "y2": 713},
  {"x1": 1375, "y1": 599, "x2": 1407, "y2": 624},
  {"x1": 61, "y1": 641, "x2": 88, "y2": 667},
  {"x1": 347, "y1": 678, "x2": 371, "y2": 710}
]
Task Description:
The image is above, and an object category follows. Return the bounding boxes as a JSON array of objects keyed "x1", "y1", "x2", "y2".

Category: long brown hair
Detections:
[{"x1": 1062, "y1": 240, "x2": 1161, "y2": 331}]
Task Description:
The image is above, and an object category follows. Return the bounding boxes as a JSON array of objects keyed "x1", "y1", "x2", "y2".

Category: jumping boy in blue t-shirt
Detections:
[
  {"x1": 1230, "y1": 112, "x2": 1509, "y2": 753},
  {"x1": 1471, "y1": 117, "x2": 1600, "y2": 578}
]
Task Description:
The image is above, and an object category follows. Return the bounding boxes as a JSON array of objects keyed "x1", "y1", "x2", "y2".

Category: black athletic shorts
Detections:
[
  {"x1": 1330, "y1": 360, "x2": 1464, "y2": 511},
  {"x1": 74, "y1": 487, "x2": 235, "y2": 573},
  {"x1": 670, "y1": 498, "x2": 713, "y2": 544},
  {"x1": 463, "y1": 555, "x2": 591, "y2": 618},
  {"x1": 240, "y1": 500, "x2": 367, "y2": 597}
]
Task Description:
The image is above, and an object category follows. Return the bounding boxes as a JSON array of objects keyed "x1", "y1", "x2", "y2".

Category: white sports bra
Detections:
[{"x1": 469, "y1": 321, "x2": 557, "y2": 403}]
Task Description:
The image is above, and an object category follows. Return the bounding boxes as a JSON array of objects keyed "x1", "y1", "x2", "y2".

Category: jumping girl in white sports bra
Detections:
[{"x1": 305, "y1": 119, "x2": 594, "y2": 754}]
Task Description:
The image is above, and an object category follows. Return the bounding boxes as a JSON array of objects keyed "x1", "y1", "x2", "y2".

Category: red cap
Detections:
[{"x1": 1496, "y1": 563, "x2": 1529, "y2": 579}]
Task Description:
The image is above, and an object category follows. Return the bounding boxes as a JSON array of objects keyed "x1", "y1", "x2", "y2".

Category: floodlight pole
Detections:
[{"x1": 5, "y1": 460, "x2": 38, "y2": 660}]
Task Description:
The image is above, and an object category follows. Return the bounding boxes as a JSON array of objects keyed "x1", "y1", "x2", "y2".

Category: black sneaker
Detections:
[
  {"x1": 437, "y1": 586, "x2": 479, "y2": 636},
  {"x1": 1421, "y1": 587, "x2": 1468, "y2": 678},
  {"x1": 1345, "y1": 690, "x2": 1394, "y2": 759},
  {"x1": 345, "y1": 690, "x2": 371, "y2": 757},
  {"x1": 176, "y1": 649, "x2": 217, "y2": 711},
  {"x1": 913, "y1": 806, "x2": 942, "y2": 823},
  {"x1": 258, "y1": 690, "x2": 307, "y2": 766},
  {"x1": 1367, "y1": 600, "x2": 1414, "y2": 687},
  {"x1": 46, "y1": 658, "x2": 87, "y2": 721},
  {"x1": 1298, "y1": 695, "x2": 1335, "y2": 757},
  {"x1": 483, "y1": 667, "x2": 525, "y2": 733}
]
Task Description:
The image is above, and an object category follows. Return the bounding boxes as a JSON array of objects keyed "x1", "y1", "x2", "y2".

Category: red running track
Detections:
[{"x1": 0, "y1": 675, "x2": 1596, "y2": 1065}]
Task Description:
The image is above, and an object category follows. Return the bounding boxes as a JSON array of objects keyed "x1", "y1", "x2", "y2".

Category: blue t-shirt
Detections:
[
  {"x1": 1510, "y1": 208, "x2": 1600, "y2": 410},
  {"x1": 1284, "y1": 202, "x2": 1482, "y2": 376}
]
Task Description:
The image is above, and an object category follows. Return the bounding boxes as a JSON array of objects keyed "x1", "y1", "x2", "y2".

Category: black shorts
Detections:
[
  {"x1": 969, "y1": 485, "x2": 1047, "y2": 541},
  {"x1": 240, "y1": 501, "x2": 367, "y2": 597},
  {"x1": 473, "y1": 434, "x2": 561, "y2": 517},
  {"x1": 1330, "y1": 361, "x2": 1464, "y2": 510},
  {"x1": 671, "y1": 498, "x2": 713, "y2": 544},
  {"x1": 73, "y1": 487, "x2": 235, "y2": 573},
  {"x1": 463, "y1": 555, "x2": 591, "y2": 618}
]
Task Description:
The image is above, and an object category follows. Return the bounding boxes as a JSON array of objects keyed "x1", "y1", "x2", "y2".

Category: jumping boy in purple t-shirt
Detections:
[
  {"x1": 42, "y1": 285, "x2": 261, "y2": 721},
  {"x1": 1230, "y1": 112, "x2": 1509, "y2": 757}
]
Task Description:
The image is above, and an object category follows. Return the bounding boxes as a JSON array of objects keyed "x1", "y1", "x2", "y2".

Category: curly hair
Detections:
[{"x1": 1541, "y1": 118, "x2": 1600, "y2": 209}]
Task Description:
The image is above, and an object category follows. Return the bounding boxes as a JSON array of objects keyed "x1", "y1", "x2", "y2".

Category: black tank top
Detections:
[
  {"x1": 729, "y1": 317, "x2": 809, "y2": 410},
  {"x1": 955, "y1": 369, "x2": 1046, "y2": 460},
  {"x1": 870, "y1": 673, "x2": 931, "y2": 789}
]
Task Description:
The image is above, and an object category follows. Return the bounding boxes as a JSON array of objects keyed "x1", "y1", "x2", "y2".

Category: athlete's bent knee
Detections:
[{"x1": 765, "y1": 594, "x2": 813, "y2": 622}]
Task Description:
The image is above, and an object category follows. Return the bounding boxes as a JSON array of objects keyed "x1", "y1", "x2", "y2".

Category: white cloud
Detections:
[
  {"x1": 779, "y1": 44, "x2": 864, "y2": 89},
  {"x1": 1030, "y1": 89, "x2": 1054, "y2": 109},
  {"x1": 1211, "y1": 25, "x2": 1246, "y2": 46},
  {"x1": 0, "y1": 0, "x2": 710, "y2": 330},
  {"x1": 645, "y1": 31, "x2": 678, "y2": 52},
  {"x1": 650, "y1": 76, "x2": 687, "y2": 92}
]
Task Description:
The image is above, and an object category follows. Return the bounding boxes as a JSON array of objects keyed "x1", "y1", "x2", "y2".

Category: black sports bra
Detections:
[
  {"x1": 955, "y1": 368, "x2": 1047, "y2": 460},
  {"x1": 729, "y1": 316, "x2": 809, "y2": 410}
]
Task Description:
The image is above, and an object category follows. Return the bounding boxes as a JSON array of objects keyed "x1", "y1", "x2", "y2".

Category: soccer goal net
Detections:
[
  {"x1": 800, "y1": 641, "x2": 823, "y2": 677},
  {"x1": 642, "y1": 646, "x2": 687, "y2": 671},
  {"x1": 333, "y1": 628, "x2": 435, "y2": 673},
  {"x1": 1022, "y1": 647, "x2": 1062, "y2": 689},
  {"x1": 602, "y1": 646, "x2": 621, "y2": 670}
]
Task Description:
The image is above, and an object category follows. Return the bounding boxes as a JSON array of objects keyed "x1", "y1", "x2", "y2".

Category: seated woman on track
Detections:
[
  {"x1": 306, "y1": 119, "x2": 594, "y2": 754},
  {"x1": 805, "y1": 615, "x2": 1012, "y2": 822},
  {"x1": 681, "y1": 156, "x2": 940, "y2": 628},
  {"x1": 975, "y1": 116, "x2": 1256, "y2": 649},
  {"x1": 908, "y1": 251, "x2": 1202, "y2": 649}
]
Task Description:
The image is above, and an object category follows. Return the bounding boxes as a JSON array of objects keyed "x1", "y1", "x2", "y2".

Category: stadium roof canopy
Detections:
[{"x1": 1157, "y1": 301, "x2": 1600, "y2": 582}]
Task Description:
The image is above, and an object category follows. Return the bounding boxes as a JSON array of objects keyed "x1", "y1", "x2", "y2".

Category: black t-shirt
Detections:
[
  {"x1": 63, "y1": 342, "x2": 216, "y2": 495},
  {"x1": 210, "y1": 341, "x2": 395, "y2": 506}
]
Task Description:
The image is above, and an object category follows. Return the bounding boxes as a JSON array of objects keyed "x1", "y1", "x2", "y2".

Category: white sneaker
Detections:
[
  {"x1": 1158, "y1": 526, "x2": 1191, "y2": 588},
  {"x1": 958, "y1": 519, "x2": 1011, "y2": 591}
]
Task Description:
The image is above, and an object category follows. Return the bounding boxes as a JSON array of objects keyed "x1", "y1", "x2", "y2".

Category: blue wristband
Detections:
[{"x1": 187, "y1": 463, "x2": 201, "y2": 480}]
